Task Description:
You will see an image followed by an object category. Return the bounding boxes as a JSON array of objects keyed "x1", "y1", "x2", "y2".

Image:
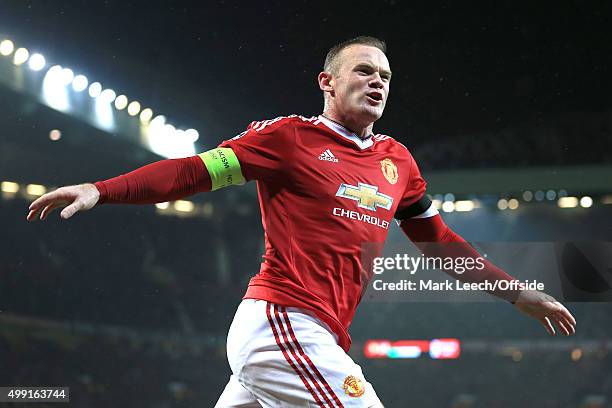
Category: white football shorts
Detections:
[{"x1": 214, "y1": 299, "x2": 382, "y2": 407}]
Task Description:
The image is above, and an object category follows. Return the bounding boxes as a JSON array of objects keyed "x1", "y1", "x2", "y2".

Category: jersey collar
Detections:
[{"x1": 318, "y1": 115, "x2": 374, "y2": 150}]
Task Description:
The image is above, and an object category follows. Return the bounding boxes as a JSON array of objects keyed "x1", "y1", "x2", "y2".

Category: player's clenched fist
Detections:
[{"x1": 26, "y1": 183, "x2": 100, "y2": 221}]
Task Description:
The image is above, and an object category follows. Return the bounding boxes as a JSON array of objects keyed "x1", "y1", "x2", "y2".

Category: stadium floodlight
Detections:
[
  {"x1": 0, "y1": 39, "x2": 14, "y2": 56},
  {"x1": 26, "y1": 184, "x2": 47, "y2": 196},
  {"x1": 1, "y1": 181, "x2": 19, "y2": 193},
  {"x1": 49, "y1": 129, "x2": 62, "y2": 140},
  {"x1": 163, "y1": 123, "x2": 176, "y2": 137},
  {"x1": 114, "y1": 95, "x2": 128, "y2": 110},
  {"x1": 185, "y1": 128, "x2": 199, "y2": 142},
  {"x1": 99, "y1": 88, "x2": 116, "y2": 103},
  {"x1": 59, "y1": 68, "x2": 74, "y2": 85},
  {"x1": 150, "y1": 115, "x2": 166, "y2": 128},
  {"x1": 13, "y1": 47, "x2": 29, "y2": 65},
  {"x1": 558, "y1": 197, "x2": 578, "y2": 208},
  {"x1": 43, "y1": 65, "x2": 70, "y2": 111},
  {"x1": 28, "y1": 53, "x2": 46, "y2": 71},
  {"x1": 579, "y1": 196, "x2": 593, "y2": 208},
  {"x1": 88, "y1": 82, "x2": 102, "y2": 97},
  {"x1": 139, "y1": 108, "x2": 153, "y2": 123},
  {"x1": 454, "y1": 200, "x2": 474, "y2": 212},
  {"x1": 441, "y1": 201, "x2": 455, "y2": 213},
  {"x1": 127, "y1": 101, "x2": 141, "y2": 116},
  {"x1": 72, "y1": 74, "x2": 89, "y2": 92},
  {"x1": 174, "y1": 200, "x2": 194, "y2": 212}
]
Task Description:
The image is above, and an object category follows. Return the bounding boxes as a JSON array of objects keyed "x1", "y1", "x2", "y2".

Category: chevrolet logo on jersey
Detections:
[{"x1": 336, "y1": 183, "x2": 393, "y2": 211}]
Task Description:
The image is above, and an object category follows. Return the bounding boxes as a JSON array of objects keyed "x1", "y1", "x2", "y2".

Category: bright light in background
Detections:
[
  {"x1": 88, "y1": 82, "x2": 102, "y2": 97},
  {"x1": 127, "y1": 101, "x2": 141, "y2": 116},
  {"x1": 99, "y1": 88, "x2": 117, "y2": 103},
  {"x1": 139, "y1": 108, "x2": 153, "y2": 122},
  {"x1": 163, "y1": 123, "x2": 176, "y2": 136},
  {"x1": 497, "y1": 199, "x2": 508, "y2": 210},
  {"x1": 1, "y1": 181, "x2": 19, "y2": 193},
  {"x1": 42, "y1": 65, "x2": 70, "y2": 111},
  {"x1": 72, "y1": 74, "x2": 88, "y2": 92},
  {"x1": 185, "y1": 128, "x2": 199, "y2": 142},
  {"x1": 151, "y1": 115, "x2": 166, "y2": 127},
  {"x1": 13, "y1": 47, "x2": 29, "y2": 65},
  {"x1": 26, "y1": 184, "x2": 47, "y2": 196},
  {"x1": 94, "y1": 96, "x2": 115, "y2": 130},
  {"x1": 454, "y1": 200, "x2": 475, "y2": 212},
  {"x1": 441, "y1": 201, "x2": 455, "y2": 213},
  {"x1": 146, "y1": 115, "x2": 195, "y2": 158},
  {"x1": 60, "y1": 68, "x2": 74, "y2": 85},
  {"x1": 580, "y1": 196, "x2": 593, "y2": 208},
  {"x1": 114, "y1": 95, "x2": 128, "y2": 110},
  {"x1": 0, "y1": 39, "x2": 14, "y2": 56},
  {"x1": 508, "y1": 198, "x2": 519, "y2": 210},
  {"x1": 174, "y1": 200, "x2": 194, "y2": 212},
  {"x1": 49, "y1": 129, "x2": 62, "y2": 140},
  {"x1": 155, "y1": 202, "x2": 170, "y2": 210},
  {"x1": 28, "y1": 53, "x2": 46, "y2": 71},
  {"x1": 558, "y1": 197, "x2": 578, "y2": 208}
]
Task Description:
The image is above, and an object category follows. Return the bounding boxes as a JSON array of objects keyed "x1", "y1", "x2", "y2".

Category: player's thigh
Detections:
[
  {"x1": 240, "y1": 303, "x2": 382, "y2": 407},
  {"x1": 215, "y1": 374, "x2": 262, "y2": 408}
]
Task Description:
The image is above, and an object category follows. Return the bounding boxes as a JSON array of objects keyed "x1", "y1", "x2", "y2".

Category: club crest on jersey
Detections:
[
  {"x1": 380, "y1": 158, "x2": 398, "y2": 185},
  {"x1": 336, "y1": 183, "x2": 393, "y2": 211},
  {"x1": 342, "y1": 375, "x2": 365, "y2": 398}
]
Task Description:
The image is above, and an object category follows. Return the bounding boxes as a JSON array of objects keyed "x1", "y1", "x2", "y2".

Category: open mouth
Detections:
[{"x1": 366, "y1": 92, "x2": 383, "y2": 104}]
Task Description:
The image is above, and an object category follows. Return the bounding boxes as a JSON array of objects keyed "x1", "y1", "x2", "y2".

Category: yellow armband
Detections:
[{"x1": 198, "y1": 147, "x2": 246, "y2": 191}]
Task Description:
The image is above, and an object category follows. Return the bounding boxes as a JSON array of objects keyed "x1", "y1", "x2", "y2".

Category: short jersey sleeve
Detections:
[
  {"x1": 218, "y1": 117, "x2": 295, "y2": 183},
  {"x1": 394, "y1": 150, "x2": 430, "y2": 220}
]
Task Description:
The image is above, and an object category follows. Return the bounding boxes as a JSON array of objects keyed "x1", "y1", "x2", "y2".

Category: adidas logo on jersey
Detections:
[{"x1": 318, "y1": 149, "x2": 339, "y2": 163}]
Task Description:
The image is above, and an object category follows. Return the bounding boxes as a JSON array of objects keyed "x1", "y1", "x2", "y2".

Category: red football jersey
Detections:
[{"x1": 219, "y1": 115, "x2": 427, "y2": 352}]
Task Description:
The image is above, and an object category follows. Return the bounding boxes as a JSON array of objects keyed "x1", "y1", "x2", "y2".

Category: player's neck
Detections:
[{"x1": 321, "y1": 111, "x2": 373, "y2": 139}]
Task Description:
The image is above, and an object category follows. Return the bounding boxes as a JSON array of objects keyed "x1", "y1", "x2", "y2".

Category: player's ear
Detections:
[{"x1": 318, "y1": 71, "x2": 334, "y2": 93}]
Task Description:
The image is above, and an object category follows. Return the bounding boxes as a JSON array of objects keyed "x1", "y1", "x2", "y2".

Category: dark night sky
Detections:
[{"x1": 0, "y1": 0, "x2": 610, "y2": 148}]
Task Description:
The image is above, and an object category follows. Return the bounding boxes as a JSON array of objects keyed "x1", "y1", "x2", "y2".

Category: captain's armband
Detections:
[{"x1": 198, "y1": 147, "x2": 246, "y2": 190}]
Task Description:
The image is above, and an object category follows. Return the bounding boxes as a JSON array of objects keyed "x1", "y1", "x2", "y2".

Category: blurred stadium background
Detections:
[{"x1": 1, "y1": 2, "x2": 611, "y2": 407}]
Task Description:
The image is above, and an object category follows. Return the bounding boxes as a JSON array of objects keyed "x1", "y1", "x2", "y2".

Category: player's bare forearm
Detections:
[
  {"x1": 512, "y1": 289, "x2": 576, "y2": 336},
  {"x1": 27, "y1": 183, "x2": 100, "y2": 221}
]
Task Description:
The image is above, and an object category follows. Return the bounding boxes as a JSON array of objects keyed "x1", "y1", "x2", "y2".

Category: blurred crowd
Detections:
[{"x1": 414, "y1": 111, "x2": 612, "y2": 170}]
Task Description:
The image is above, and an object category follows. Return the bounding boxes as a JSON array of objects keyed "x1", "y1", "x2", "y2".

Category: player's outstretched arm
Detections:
[
  {"x1": 27, "y1": 183, "x2": 100, "y2": 221},
  {"x1": 25, "y1": 151, "x2": 228, "y2": 221},
  {"x1": 399, "y1": 212, "x2": 577, "y2": 336}
]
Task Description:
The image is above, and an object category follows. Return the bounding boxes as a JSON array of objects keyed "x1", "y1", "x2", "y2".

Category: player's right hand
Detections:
[{"x1": 26, "y1": 183, "x2": 100, "y2": 221}]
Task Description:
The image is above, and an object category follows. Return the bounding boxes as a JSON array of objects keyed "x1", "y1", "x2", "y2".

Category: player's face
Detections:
[{"x1": 331, "y1": 45, "x2": 391, "y2": 126}]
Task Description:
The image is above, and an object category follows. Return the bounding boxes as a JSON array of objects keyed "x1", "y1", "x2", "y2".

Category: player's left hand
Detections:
[{"x1": 513, "y1": 290, "x2": 576, "y2": 336}]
